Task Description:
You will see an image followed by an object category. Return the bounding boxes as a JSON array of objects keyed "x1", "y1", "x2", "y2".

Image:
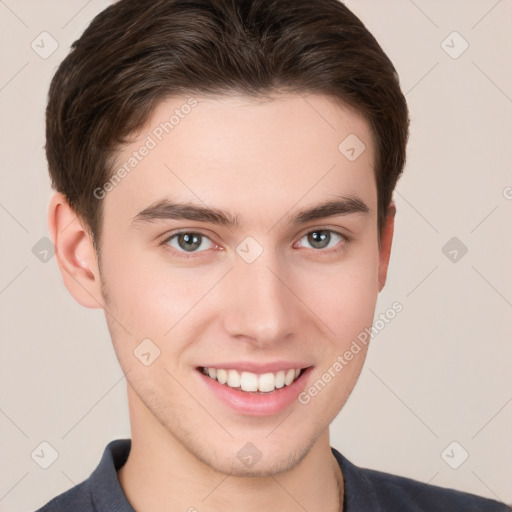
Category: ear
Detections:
[
  {"x1": 378, "y1": 200, "x2": 396, "y2": 292},
  {"x1": 47, "y1": 192, "x2": 105, "y2": 309}
]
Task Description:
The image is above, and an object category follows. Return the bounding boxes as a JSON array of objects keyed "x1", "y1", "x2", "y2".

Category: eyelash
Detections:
[{"x1": 159, "y1": 229, "x2": 350, "y2": 260}]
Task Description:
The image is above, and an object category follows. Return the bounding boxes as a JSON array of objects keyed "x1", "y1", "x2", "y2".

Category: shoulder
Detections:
[
  {"x1": 332, "y1": 447, "x2": 510, "y2": 511},
  {"x1": 362, "y1": 465, "x2": 509, "y2": 511},
  {"x1": 33, "y1": 481, "x2": 91, "y2": 511},
  {"x1": 33, "y1": 438, "x2": 132, "y2": 511}
]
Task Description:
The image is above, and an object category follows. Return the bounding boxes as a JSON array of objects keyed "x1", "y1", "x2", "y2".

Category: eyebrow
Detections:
[{"x1": 131, "y1": 194, "x2": 370, "y2": 229}]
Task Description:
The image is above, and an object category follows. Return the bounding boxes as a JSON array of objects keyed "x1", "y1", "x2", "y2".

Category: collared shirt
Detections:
[{"x1": 35, "y1": 438, "x2": 510, "y2": 511}]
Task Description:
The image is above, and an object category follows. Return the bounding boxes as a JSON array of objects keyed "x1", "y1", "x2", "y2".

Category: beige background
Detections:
[{"x1": 1, "y1": 0, "x2": 511, "y2": 510}]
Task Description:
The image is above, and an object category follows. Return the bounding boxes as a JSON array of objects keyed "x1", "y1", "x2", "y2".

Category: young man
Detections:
[{"x1": 36, "y1": 0, "x2": 509, "y2": 510}]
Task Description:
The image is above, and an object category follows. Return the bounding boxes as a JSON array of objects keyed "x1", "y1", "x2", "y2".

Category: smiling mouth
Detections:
[{"x1": 198, "y1": 366, "x2": 309, "y2": 394}]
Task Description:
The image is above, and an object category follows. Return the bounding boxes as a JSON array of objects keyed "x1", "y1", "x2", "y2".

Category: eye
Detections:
[
  {"x1": 162, "y1": 231, "x2": 215, "y2": 254},
  {"x1": 295, "y1": 229, "x2": 346, "y2": 252},
  {"x1": 160, "y1": 228, "x2": 348, "y2": 259}
]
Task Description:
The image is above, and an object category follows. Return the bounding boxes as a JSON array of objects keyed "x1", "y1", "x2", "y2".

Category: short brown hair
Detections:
[{"x1": 46, "y1": 0, "x2": 409, "y2": 250}]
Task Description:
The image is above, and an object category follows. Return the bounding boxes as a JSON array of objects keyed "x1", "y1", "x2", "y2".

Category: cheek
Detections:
[
  {"x1": 101, "y1": 229, "x2": 380, "y2": 346},
  {"x1": 297, "y1": 248, "x2": 379, "y2": 415},
  {"x1": 300, "y1": 241, "x2": 380, "y2": 341},
  {"x1": 100, "y1": 240, "x2": 220, "y2": 336}
]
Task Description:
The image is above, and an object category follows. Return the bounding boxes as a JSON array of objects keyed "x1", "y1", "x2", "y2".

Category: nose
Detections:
[{"x1": 221, "y1": 249, "x2": 301, "y2": 347}]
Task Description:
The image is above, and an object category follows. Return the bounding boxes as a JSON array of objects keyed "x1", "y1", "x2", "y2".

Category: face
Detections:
[{"x1": 86, "y1": 93, "x2": 390, "y2": 475}]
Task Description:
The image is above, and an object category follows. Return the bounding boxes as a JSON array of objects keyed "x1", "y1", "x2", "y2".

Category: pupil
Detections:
[
  {"x1": 179, "y1": 233, "x2": 201, "y2": 251},
  {"x1": 308, "y1": 230, "x2": 329, "y2": 249}
]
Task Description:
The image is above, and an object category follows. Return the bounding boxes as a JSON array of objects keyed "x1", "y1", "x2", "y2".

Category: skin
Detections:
[{"x1": 48, "y1": 93, "x2": 395, "y2": 512}]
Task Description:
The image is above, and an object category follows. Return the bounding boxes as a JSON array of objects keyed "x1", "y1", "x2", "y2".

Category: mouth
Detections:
[
  {"x1": 196, "y1": 364, "x2": 314, "y2": 416},
  {"x1": 198, "y1": 366, "x2": 307, "y2": 394}
]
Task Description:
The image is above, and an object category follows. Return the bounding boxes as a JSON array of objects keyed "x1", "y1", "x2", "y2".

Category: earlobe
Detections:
[
  {"x1": 47, "y1": 192, "x2": 105, "y2": 309},
  {"x1": 377, "y1": 200, "x2": 396, "y2": 292}
]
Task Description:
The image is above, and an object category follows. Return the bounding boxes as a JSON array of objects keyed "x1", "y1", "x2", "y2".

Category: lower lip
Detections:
[{"x1": 197, "y1": 367, "x2": 313, "y2": 416}]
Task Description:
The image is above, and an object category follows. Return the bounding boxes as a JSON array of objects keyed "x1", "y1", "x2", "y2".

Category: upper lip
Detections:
[{"x1": 197, "y1": 361, "x2": 313, "y2": 374}]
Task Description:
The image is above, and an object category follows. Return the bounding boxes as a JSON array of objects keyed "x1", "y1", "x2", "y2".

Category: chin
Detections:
[{"x1": 189, "y1": 431, "x2": 316, "y2": 478}]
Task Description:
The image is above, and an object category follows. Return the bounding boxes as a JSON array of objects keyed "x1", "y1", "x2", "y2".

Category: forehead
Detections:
[{"x1": 104, "y1": 93, "x2": 376, "y2": 227}]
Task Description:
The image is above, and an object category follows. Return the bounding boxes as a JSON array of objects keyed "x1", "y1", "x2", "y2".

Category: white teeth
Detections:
[
  {"x1": 284, "y1": 369, "x2": 296, "y2": 386},
  {"x1": 216, "y1": 368, "x2": 228, "y2": 384},
  {"x1": 227, "y1": 369, "x2": 240, "y2": 388},
  {"x1": 201, "y1": 367, "x2": 303, "y2": 393},
  {"x1": 240, "y1": 372, "x2": 259, "y2": 392},
  {"x1": 258, "y1": 373, "x2": 276, "y2": 393},
  {"x1": 275, "y1": 370, "x2": 285, "y2": 389}
]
